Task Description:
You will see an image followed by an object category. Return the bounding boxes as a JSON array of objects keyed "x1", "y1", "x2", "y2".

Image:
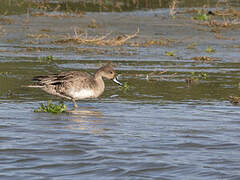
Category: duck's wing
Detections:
[{"x1": 32, "y1": 71, "x2": 93, "y2": 86}]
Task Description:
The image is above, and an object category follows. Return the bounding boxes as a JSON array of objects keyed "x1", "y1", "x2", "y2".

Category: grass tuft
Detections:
[
  {"x1": 193, "y1": 10, "x2": 210, "y2": 21},
  {"x1": 205, "y1": 46, "x2": 216, "y2": 53},
  {"x1": 34, "y1": 101, "x2": 66, "y2": 114},
  {"x1": 165, "y1": 51, "x2": 176, "y2": 56}
]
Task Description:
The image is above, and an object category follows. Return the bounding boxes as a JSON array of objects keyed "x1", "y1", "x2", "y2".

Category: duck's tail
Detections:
[{"x1": 21, "y1": 85, "x2": 43, "y2": 88}]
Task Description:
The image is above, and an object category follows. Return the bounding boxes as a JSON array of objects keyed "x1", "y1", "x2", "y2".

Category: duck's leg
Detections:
[
  {"x1": 72, "y1": 99, "x2": 78, "y2": 108},
  {"x1": 59, "y1": 98, "x2": 64, "y2": 104}
]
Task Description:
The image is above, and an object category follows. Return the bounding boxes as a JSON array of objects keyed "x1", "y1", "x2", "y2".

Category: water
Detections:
[
  {"x1": 1, "y1": 101, "x2": 240, "y2": 179},
  {"x1": 1, "y1": 0, "x2": 240, "y2": 179}
]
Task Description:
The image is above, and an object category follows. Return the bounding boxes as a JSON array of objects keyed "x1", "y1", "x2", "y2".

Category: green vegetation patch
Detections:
[
  {"x1": 120, "y1": 82, "x2": 129, "y2": 90},
  {"x1": 185, "y1": 71, "x2": 208, "y2": 86},
  {"x1": 165, "y1": 51, "x2": 176, "y2": 56},
  {"x1": 193, "y1": 11, "x2": 210, "y2": 21},
  {"x1": 205, "y1": 46, "x2": 216, "y2": 53},
  {"x1": 34, "y1": 101, "x2": 66, "y2": 114}
]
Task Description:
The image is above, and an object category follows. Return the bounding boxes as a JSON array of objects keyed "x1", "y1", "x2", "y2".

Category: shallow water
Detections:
[
  {"x1": 1, "y1": 1, "x2": 240, "y2": 179},
  {"x1": 1, "y1": 101, "x2": 240, "y2": 179}
]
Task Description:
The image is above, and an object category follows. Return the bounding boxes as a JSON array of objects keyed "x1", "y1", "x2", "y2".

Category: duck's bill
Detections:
[{"x1": 113, "y1": 77, "x2": 123, "y2": 86}]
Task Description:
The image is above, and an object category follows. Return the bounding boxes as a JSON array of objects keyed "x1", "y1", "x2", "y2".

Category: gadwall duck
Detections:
[{"x1": 27, "y1": 64, "x2": 122, "y2": 108}]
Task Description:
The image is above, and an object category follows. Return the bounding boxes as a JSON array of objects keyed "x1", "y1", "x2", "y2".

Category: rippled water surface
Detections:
[
  {"x1": 1, "y1": 101, "x2": 240, "y2": 179},
  {"x1": 1, "y1": 0, "x2": 240, "y2": 179}
]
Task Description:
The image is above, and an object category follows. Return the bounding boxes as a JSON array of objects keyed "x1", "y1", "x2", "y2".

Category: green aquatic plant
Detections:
[
  {"x1": 119, "y1": 82, "x2": 129, "y2": 91},
  {"x1": 34, "y1": 101, "x2": 66, "y2": 113},
  {"x1": 38, "y1": 55, "x2": 54, "y2": 61},
  {"x1": 186, "y1": 72, "x2": 208, "y2": 86},
  {"x1": 122, "y1": 82, "x2": 129, "y2": 89},
  {"x1": 191, "y1": 72, "x2": 208, "y2": 80},
  {"x1": 205, "y1": 46, "x2": 216, "y2": 53},
  {"x1": 38, "y1": 55, "x2": 55, "y2": 63},
  {"x1": 0, "y1": 71, "x2": 11, "y2": 76},
  {"x1": 165, "y1": 51, "x2": 176, "y2": 56},
  {"x1": 193, "y1": 10, "x2": 210, "y2": 21},
  {"x1": 198, "y1": 72, "x2": 208, "y2": 80},
  {"x1": 45, "y1": 55, "x2": 54, "y2": 60},
  {"x1": 187, "y1": 42, "x2": 197, "y2": 49}
]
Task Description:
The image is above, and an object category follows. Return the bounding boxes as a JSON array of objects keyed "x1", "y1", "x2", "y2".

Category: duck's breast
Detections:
[{"x1": 70, "y1": 89, "x2": 95, "y2": 100}]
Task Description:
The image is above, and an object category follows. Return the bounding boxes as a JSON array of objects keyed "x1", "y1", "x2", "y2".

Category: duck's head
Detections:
[{"x1": 97, "y1": 64, "x2": 122, "y2": 86}]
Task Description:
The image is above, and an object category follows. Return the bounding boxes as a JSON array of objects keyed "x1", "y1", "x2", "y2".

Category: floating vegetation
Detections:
[
  {"x1": 198, "y1": 72, "x2": 208, "y2": 80},
  {"x1": 215, "y1": 1, "x2": 240, "y2": 17},
  {"x1": 40, "y1": 28, "x2": 52, "y2": 32},
  {"x1": 122, "y1": 82, "x2": 129, "y2": 90},
  {"x1": 52, "y1": 27, "x2": 176, "y2": 47},
  {"x1": 199, "y1": 20, "x2": 240, "y2": 28},
  {"x1": 76, "y1": 48, "x2": 108, "y2": 54},
  {"x1": 231, "y1": 45, "x2": 240, "y2": 48},
  {"x1": 34, "y1": 101, "x2": 66, "y2": 113},
  {"x1": 76, "y1": 47, "x2": 137, "y2": 56},
  {"x1": 31, "y1": 10, "x2": 84, "y2": 18},
  {"x1": 27, "y1": 33, "x2": 50, "y2": 39},
  {"x1": 187, "y1": 42, "x2": 197, "y2": 49},
  {"x1": 138, "y1": 38, "x2": 175, "y2": 47},
  {"x1": 0, "y1": 17, "x2": 14, "y2": 24},
  {"x1": 192, "y1": 56, "x2": 220, "y2": 62},
  {"x1": 119, "y1": 82, "x2": 130, "y2": 93},
  {"x1": 30, "y1": 0, "x2": 85, "y2": 17},
  {"x1": 205, "y1": 46, "x2": 216, "y2": 53},
  {"x1": 26, "y1": 47, "x2": 41, "y2": 52},
  {"x1": 53, "y1": 28, "x2": 139, "y2": 46},
  {"x1": 193, "y1": 10, "x2": 210, "y2": 21},
  {"x1": 0, "y1": 71, "x2": 11, "y2": 77},
  {"x1": 214, "y1": 33, "x2": 235, "y2": 40},
  {"x1": 165, "y1": 51, "x2": 176, "y2": 56},
  {"x1": 189, "y1": 2, "x2": 240, "y2": 28},
  {"x1": 45, "y1": 56, "x2": 54, "y2": 61},
  {"x1": 186, "y1": 72, "x2": 208, "y2": 86},
  {"x1": 37, "y1": 55, "x2": 55, "y2": 63},
  {"x1": 229, "y1": 96, "x2": 240, "y2": 105}
]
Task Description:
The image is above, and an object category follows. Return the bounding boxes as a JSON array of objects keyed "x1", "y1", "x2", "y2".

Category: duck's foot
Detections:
[{"x1": 72, "y1": 99, "x2": 78, "y2": 108}]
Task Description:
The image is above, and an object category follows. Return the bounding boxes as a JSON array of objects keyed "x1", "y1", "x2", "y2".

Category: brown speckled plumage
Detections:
[{"x1": 27, "y1": 64, "x2": 122, "y2": 108}]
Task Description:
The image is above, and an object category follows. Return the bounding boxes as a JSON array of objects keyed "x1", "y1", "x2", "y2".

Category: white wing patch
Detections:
[{"x1": 71, "y1": 89, "x2": 95, "y2": 99}]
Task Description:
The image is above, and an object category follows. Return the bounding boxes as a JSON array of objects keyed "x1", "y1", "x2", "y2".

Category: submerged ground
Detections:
[{"x1": 0, "y1": 0, "x2": 240, "y2": 179}]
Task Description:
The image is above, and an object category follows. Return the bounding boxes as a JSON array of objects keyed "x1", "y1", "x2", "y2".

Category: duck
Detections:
[{"x1": 27, "y1": 64, "x2": 122, "y2": 108}]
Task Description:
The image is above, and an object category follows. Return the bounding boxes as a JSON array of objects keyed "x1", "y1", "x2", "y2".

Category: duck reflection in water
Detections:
[{"x1": 65, "y1": 108, "x2": 107, "y2": 134}]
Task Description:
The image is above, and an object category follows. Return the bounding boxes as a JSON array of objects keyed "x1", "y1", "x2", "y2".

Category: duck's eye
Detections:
[{"x1": 110, "y1": 71, "x2": 113, "y2": 74}]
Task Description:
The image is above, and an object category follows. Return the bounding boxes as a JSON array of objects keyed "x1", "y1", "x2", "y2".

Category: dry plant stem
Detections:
[
  {"x1": 229, "y1": 96, "x2": 240, "y2": 104},
  {"x1": 198, "y1": 19, "x2": 240, "y2": 27},
  {"x1": 169, "y1": 0, "x2": 178, "y2": 17},
  {"x1": 192, "y1": 56, "x2": 220, "y2": 62},
  {"x1": 54, "y1": 27, "x2": 139, "y2": 46}
]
